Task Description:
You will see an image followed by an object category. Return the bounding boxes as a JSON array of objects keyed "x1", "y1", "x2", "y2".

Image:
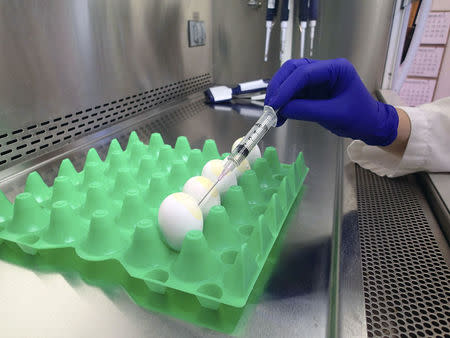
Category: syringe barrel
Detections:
[{"x1": 228, "y1": 106, "x2": 277, "y2": 167}]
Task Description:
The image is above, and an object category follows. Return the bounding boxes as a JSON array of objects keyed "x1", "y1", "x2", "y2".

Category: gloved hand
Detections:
[{"x1": 265, "y1": 58, "x2": 399, "y2": 146}]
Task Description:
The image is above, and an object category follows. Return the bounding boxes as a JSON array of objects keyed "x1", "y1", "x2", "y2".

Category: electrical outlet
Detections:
[{"x1": 188, "y1": 20, "x2": 206, "y2": 47}]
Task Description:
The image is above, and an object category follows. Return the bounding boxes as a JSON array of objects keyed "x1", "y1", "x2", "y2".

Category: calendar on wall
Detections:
[
  {"x1": 422, "y1": 12, "x2": 450, "y2": 44},
  {"x1": 399, "y1": 9, "x2": 450, "y2": 106},
  {"x1": 408, "y1": 46, "x2": 444, "y2": 78},
  {"x1": 399, "y1": 79, "x2": 436, "y2": 107}
]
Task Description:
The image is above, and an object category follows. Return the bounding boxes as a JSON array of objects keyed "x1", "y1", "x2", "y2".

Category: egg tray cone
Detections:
[{"x1": 0, "y1": 131, "x2": 308, "y2": 330}]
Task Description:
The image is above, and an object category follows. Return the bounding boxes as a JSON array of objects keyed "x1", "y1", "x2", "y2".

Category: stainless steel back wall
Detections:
[
  {"x1": 0, "y1": 0, "x2": 212, "y2": 130},
  {"x1": 211, "y1": 0, "x2": 281, "y2": 85},
  {"x1": 212, "y1": 0, "x2": 395, "y2": 93},
  {"x1": 293, "y1": 0, "x2": 395, "y2": 93},
  {"x1": 0, "y1": 0, "x2": 212, "y2": 169}
]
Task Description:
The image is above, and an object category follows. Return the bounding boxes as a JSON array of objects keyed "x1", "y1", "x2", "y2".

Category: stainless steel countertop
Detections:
[
  {"x1": 0, "y1": 95, "x2": 342, "y2": 337},
  {"x1": 429, "y1": 174, "x2": 450, "y2": 212}
]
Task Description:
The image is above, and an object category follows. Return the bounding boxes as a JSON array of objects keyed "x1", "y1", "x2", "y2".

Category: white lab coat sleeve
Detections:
[{"x1": 347, "y1": 96, "x2": 450, "y2": 177}]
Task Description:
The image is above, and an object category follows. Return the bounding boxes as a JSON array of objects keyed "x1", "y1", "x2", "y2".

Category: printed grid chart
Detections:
[
  {"x1": 399, "y1": 79, "x2": 436, "y2": 107},
  {"x1": 408, "y1": 46, "x2": 444, "y2": 78},
  {"x1": 422, "y1": 12, "x2": 450, "y2": 44}
]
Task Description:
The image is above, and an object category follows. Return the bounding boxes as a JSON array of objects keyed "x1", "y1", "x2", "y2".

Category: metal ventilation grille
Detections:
[
  {"x1": 73, "y1": 99, "x2": 206, "y2": 171},
  {"x1": 0, "y1": 73, "x2": 211, "y2": 170},
  {"x1": 356, "y1": 166, "x2": 450, "y2": 338},
  {"x1": 1, "y1": 99, "x2": 207, "y2": 199}
]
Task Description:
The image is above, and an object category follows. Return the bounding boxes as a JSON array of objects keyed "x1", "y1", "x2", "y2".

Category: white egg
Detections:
[
  {"x1": 201, "y1": 159, "x2": 237, "y2": 194},
  {"x1": 232, "y1": 137, "x2": 261, "y2": 165},
  {"x1": 158, "y1": 192, "x2": 203, "y2": 251},
  {"x1": 183, "y1": 176, "x2": 220, "y2": 217},
  {"x1": 224, "y1": 156, "x2": 251, "y2": 178}
]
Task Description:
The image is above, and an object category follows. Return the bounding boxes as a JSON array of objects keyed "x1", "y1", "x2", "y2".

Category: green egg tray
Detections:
[{"x1": 0, "y1": 131, "x2": 308, "y2": 331}]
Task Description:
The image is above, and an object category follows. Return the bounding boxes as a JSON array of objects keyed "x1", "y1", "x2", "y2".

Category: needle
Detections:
[
  {"x1": 198, "y1": 105, "x2": 278, "y2": 206},
  {"x1": 198, "y1": 162, "x2": 233, "y2": 206},
  {"x1": 198, "y1": 178, "x2": 220, "y2": 206}
]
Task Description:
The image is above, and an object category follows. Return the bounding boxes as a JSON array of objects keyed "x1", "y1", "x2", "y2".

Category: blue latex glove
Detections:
[{"x1": 265, "y1": 58, "x2": 399, "y2": 146}]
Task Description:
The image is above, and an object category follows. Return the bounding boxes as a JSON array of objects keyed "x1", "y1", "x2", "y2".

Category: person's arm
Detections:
[
  {"x1": 348, "y1": 97, "x2": 450, "y2": 177},
  {"x1": 265, "y1": 58, "x2": 450, "y2": 177},
  {"x1": 380, "y1": 108, "x2": 411, "y2": 157}
]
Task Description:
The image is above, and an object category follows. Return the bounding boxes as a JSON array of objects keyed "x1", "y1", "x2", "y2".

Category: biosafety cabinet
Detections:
[{"x1": 0, "y1": 1, "x2": 448, "y2": 337}]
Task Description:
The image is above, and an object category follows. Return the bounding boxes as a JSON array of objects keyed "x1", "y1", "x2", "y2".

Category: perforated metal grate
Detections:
[
  {"x1": 0, "y1": 73, "x2": 211, "y2": 169},
  {"x1": 0, "y1": 99, "x2": 209, "y2": 199},
  {"x1": 356, "y1": 166, "x2": 450, "y2": 338},
  {"x1": 76, "y1": 100, "x2": 207, "y2": 170}
]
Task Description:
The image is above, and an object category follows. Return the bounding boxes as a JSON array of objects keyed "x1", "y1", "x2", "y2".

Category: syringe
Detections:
[{"x1": 198, "y1": 105, "x2": 278, "y2": 205}]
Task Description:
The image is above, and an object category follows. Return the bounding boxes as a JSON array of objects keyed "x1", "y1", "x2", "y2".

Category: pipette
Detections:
[
  {"x1": 298, "y1": 0, "x2": 309, "y2": 58},
  {"x1": 308, "y1": 0, "x2": 318, "y2": 57},
  {"x1": 279, "y1": 0, "x2": 290, "y2": 62},
  {"x1": 198, "y1": 105, "x2": 278, "y2": 206},
  {"x1": 264, "y1": 0, "x2": 279, "y2": 62}
]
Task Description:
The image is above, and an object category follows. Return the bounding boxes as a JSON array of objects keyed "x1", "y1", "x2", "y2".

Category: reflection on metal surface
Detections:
[
  {"x1": 0, "y1": 0, "x2": 212, "y2": 165},
  {"x1": 247, "y1": 0, "x2": 263, "y2": 8},
  {"x1": 427, "y1": 173, "x2": 450, "y2": 243},
  {"x1": 417, "y1": 173, "x2": 450, "y2": 244},
  {"x1": 211, "y1": 0, "x2": 280, "y2": 85},
  {"x1": 0, "y1": 98, "x2": 340, "y2": 337},
  {"x1": 338, "y1": 147, "x2": 367, "y2": 338},
  {"x1": 302, "y1": 0, "x2": 395, "y2": 93},
  {"x1": 0, "y1": 185, "x2": 302, "y2": 335},
  {"x1": 212, "y1": 0, "x2": 395, "y2": 95},
  {"x1": 328, "y1": 137, "x2": 344, "y2": 338}
]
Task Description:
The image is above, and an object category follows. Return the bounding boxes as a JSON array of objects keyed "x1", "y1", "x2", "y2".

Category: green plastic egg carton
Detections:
[{"x1": 0, "y1": 131, "x2": 308, "y2": 328}]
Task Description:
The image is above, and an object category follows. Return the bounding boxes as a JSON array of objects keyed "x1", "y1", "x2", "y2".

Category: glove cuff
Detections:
[
  {"x1": 363, "y1": 103, "x2": 399, "y2": 146},
  {"x1": 379, "y1": 103, "x2": 399, "y2": 146}
]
